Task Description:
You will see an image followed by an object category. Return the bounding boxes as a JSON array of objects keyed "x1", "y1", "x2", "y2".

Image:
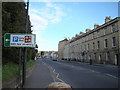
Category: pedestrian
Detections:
[{"x1": 46, "y1": 82, "x2": 72, "y2": 90}]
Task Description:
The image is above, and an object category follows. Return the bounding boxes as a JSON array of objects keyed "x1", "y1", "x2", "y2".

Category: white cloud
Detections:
[
  {"x1": 29, "y1": 11, "x2": 49, "y2": 32},
  {"x1": 29, "y1": 2, "x2": 66, "y2": 51},
  {"x1": 29, "y1": 2, "x2": 66, "y2": 30},
  {"x1": 45, "y1": 2, "x2": 66, "y2": 23},
  {"x1": 46, "y1": 2, "x2": 54, "y2": 7},
  {"x1": 51, "y1": 17, "x2": 61, "y2": 23}
]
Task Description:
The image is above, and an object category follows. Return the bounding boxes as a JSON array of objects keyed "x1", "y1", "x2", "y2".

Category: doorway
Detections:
[{"x1": 115, "y1": 54, "x2": 119, "y2": 65}]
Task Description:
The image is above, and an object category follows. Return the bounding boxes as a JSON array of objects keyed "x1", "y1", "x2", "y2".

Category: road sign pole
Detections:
[
  {"x1": 22, "y1": 47, "x2": 27, "y2": 87},
  {"x1": 22, "y1": 0, "x2": 29, "y2": 88},
  {"x1": 18, "y1": 48, "x2": 22, "y2": 88}
]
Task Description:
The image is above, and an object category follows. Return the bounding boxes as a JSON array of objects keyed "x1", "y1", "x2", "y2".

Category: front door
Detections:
[{"x1": 115, "y1": 54, "x2": 119, "y2": 65}]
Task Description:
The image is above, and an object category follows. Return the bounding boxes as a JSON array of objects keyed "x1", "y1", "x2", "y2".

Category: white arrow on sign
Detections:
[{"x1": 6, "y1": 39, "x2": 10, "y2": 41}]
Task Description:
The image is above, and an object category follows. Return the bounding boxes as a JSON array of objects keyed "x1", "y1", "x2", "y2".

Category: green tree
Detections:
[{"x1": 2, "y1": 2, "x2": 36, "y2": 65}]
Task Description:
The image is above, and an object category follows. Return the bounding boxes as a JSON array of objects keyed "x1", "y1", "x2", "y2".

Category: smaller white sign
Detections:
[{"x1": 10, "y1": 34, "x2": 36, "y2": 47}]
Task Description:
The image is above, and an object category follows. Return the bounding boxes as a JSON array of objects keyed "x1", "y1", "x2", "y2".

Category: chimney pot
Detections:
[
  {"x1": 94, "y1": 24, "x2": 99, "y2": 29},
  {"x1": 105, "y1": 16, "x2": 111, "y2": 23},
  {"x1": 86, "y1": 29, "x2": 91, "y2": 32},
  {"x1": 75, "y1": 34, "x2": 79, "y2": 37},
  {"x1": 79, "y1": 32, "x2": 84, "y2": 35}
]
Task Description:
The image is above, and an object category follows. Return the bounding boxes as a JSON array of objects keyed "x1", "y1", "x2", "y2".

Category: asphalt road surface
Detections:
[{"x1": 25, "y1": 58, "x2": 119, "y2": 88}]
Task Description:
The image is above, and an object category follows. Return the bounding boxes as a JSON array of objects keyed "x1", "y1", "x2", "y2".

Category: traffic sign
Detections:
[
  {"x1": 4, "y1": 33, "x2": 36, "y2": 47},
  {"x1": 4, "y1": 33, "x2": 10, "y2": 47}
]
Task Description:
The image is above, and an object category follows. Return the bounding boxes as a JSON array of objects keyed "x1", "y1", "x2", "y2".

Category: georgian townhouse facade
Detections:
[
  {"x1": 58, "y1": 17, "x2": 120, "y2": 65},
  {"x1": 58, "y1": 38, "x2": 68, "y2": 59}
]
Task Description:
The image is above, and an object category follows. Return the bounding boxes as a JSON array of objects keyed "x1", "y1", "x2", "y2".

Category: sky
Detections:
[{"x1": 28, "y1": 1, "x2": 118, "y2": 51}]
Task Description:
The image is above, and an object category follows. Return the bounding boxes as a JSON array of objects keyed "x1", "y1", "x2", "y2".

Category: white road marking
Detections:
[
  {"x1": 44, "y1": 60, "x2": 119, "y2": 82},
  {"x1": 52, "y1": 69, "x2": 65, "y2": 83},
  {"x1": 86, "y1": 69, "x2": 118, "y2": 79},
  {"x1": 54, "y1": 61, "x2": 83, "y2": 70},
  {"x1": 105, "y1": 74, "x2": 118, "y2": 79},
  {"x1": 56, "y1": 73, "x2": 65, "y2": 83},
  {"x1": 53, "y1": 69, "x2": 55, "y2": 72},
  {"x1": 56, "y1": 73, "x2": 59, "y2": 78},
  {"x1": 56, "y1": 76, "x2": 65, "y2": 83},
  {"x1": 42, "y1": 61, "x2": 65, "y2": 83},
  {"x1": 90, "y1": 70, "x2": 101, "y2": 74}
]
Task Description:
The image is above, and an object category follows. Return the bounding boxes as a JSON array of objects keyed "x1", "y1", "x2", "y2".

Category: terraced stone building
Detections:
[{"x1": 58, "y1": 17, "x2": 120, "y2": 65}]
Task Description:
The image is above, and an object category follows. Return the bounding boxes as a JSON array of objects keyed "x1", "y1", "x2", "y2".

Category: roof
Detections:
[
  {"x1": 69, "y1": 17, "x2": 120, "y2": 43},
  {"x1": 59, "y1": 38, "x2": 68, "y2": 43}
]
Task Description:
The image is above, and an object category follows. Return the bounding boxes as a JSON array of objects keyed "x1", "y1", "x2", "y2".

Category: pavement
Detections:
[{"x1": 24, "y1": 59, "x2": 54, "y2": 88}]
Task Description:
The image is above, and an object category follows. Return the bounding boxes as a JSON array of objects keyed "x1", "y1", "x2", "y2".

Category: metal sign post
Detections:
[
  {"x1": 23, "y1": 0, "x2": 29, "y2": 88},
  {"x1": 18, "y1": 48, "x2": 22, "y2": 88}
]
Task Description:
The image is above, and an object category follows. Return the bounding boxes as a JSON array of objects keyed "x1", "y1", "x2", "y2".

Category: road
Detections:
[{"x1": 25, "y1": 58, "x2": 119, "y2": 88}]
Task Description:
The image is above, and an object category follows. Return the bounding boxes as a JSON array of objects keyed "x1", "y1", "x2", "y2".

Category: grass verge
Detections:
[
  {"x1": 27, "y1": 60, "x2": 35, "y2": 68},
  {"x1": 2, "y1": 60, "x2": 35, "y2": 81},
  {"x1": 0, "y1": 66, "x2": 2, "y2": 81},
  {"x1": 2, "y1": 62, "x2": 18, "y2": 81}
]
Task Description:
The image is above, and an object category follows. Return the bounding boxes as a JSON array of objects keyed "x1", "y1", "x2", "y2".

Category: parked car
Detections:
[{"x1": 52, "y1": 59, "x2": 57, "y2": 61}]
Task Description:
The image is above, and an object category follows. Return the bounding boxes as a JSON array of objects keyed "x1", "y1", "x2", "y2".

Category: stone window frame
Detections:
[
  {"x1": 112, "y1": 37, "x2": 116, "y2": 47},
  {"x1": 103, "y1": 27, "x2": 107, "y2": 35},
  {"x1": 104, "y1": 39, "x2": 108, "y2": 48},
  {"x1": 111, "y1": 24, "x2": 116, "y2": 32},
  {"x1": 97, "y1": 41, "x2": 100, "y2": 49},
  {"x1": 97, "y1": 30, "x2": 100, "y2": 38}
]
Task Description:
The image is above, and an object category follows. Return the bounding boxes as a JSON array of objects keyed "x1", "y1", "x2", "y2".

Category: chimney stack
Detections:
[
  {"x1": 79, "y1": 32, "x2": 84, "y2": 35},
  {"x1": 94, "y1": 24, "x2": 99, "y2": 29},
  {"x1": 105, "y1": 16, "x2": 111, "y2": 23},
  {"x1": 86, "y1": 29, "x2": 91, "y2": 32},
  {"x1": 75, "y1": 34, "x2": 79, "y2": 37}
]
